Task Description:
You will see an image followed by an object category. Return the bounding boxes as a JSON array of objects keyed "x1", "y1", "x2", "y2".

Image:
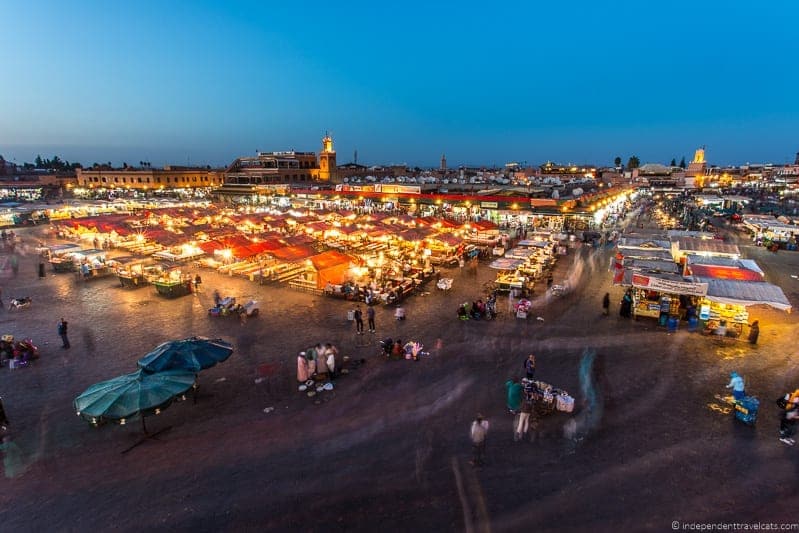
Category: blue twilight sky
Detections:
[{"x1": 1, "y1": 0, "x2": 798, "y2": 168}]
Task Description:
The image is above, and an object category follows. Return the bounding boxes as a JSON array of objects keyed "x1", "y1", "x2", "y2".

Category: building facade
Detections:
[
  {"x1": 216, "y1": 135, "x2": 338, "y2": 199},
  {"x1": 76, "y1": 166, "x2": 225, "y2": 193}
]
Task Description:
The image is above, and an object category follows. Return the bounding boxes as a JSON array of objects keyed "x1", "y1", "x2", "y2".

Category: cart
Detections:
[{"x1": 208, "y1": 297, "x2": 237, "y2": 316}]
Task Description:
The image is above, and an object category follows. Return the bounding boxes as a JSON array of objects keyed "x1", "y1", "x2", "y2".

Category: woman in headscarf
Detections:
[{"x1": 297, "y1": 352, "x2": 309, "y2": 383}]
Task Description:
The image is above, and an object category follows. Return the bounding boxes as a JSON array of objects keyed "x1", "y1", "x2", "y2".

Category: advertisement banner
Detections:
[
  {"x1": 631, "y1": 273, "x2": 708, "y2": 296},
  {"x1": 375, "y1": 184, "x2": 421, "y2": 195}
]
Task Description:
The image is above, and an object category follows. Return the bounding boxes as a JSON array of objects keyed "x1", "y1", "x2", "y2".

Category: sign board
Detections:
[
  {"x1": 480, "y1": 201, "x2": 498, "y2": 208},
  {"x1": 374, "y1": 184, "x2": 421, "y2": 195},
  {"x1": 631, "y1": 273, "x2": 708, "y2": 297}
]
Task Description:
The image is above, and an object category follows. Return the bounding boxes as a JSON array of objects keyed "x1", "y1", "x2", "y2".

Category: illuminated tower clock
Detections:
[{"x1": 318, "y1": 133, "x2": 337, "y2": 181}]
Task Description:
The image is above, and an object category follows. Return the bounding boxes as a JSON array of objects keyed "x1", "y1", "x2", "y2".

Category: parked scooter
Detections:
[{"x1": 8, "y1": 297, "x2": 31, "y2": 311}]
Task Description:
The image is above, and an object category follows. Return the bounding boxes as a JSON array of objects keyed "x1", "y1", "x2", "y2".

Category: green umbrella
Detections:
[
  {"x1": 74, "y1": 368, "x2": 196, "y2": 429},
  {"x1": 137, "y1": 337, "x2": 233, "y2": 373}
]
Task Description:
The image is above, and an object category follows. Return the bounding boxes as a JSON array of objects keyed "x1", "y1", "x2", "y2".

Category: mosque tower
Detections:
[
  {"x1": 318, "y1": 132, "x2": 337, "y2": 181},
  {"x1": 440, "y1": 154, "x2": 447, "y2": 172},
  {"x1": 686, "y1": 146, "x2": 708, "y2": 177}
]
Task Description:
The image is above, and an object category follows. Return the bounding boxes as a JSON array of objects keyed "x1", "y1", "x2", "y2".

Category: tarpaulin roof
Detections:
[
  {"x1": 688, "y1": 265, "x2": 764, "y2": 282},
  {"x1": 305, "y1": 221, "x2": 332, "y2": 232},
  {"x1": 230, "y1": 246, "x2": 256, "y2": 259},
  {"x1": 684, "y1": 255, "x2": 764, "y2": 275},
  {"x1": 248, "y1": 239, "x2": 283, "y2": 253},
  {"x1": 198, "y1": 241, "x2": 224, "y2": 254},
  {"x1": 308, "y1": 250, "x2": 355, "y2": 271},
  {"x1": 489, "y1": 258, "x2": 524, "y2": 270},
  {"x1": 471, "y1": 219, "x2": 498, "y2": 230},
  {"x1": 617, "y1": 237, "x2": 671, "y2": 251},
  {"x1": 399, "y1": 227, "x2": 435, "y2": 241},
  {"x1": 676, "y1": 237, "x2": 741, "y2": 257},
  {"x1": 623, "y1": 259, "x2": 681, "y2": 274},
  {"x1": 695, "y1": 278, "x2": 792, "y2": 311},
  {"x1": 281, "y1": 234, "x2": 314, "y2": 246},
  {"x1": 431, "y1": 233, "x2": 461, "y2": 247},
  {"x1": 218, "y1": 235, "x2": 252, "y2": 248},
  {"x1": 267, "y1": 245, "x2": 316, "y2": 262}
]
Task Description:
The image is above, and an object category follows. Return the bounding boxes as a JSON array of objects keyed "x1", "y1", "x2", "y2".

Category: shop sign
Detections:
[
  {"x1": 375, "y1": 184, "x2": 421, "y2": 195},
  {"x1": 631, "y1": 274, "x2": 708, "y2": 296},
  {"x1": 480, "y1": 202, "x2": 498, "y2": 208}
]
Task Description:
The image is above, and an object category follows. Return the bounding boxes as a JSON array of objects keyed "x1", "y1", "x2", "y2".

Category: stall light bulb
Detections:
[{"x1": 120, "y1": 418, "x2": 126, "y2": 425}]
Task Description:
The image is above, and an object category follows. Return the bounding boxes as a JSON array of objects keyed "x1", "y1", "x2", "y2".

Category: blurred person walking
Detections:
[
  {"x1": 469, "y1": 414, "x2": 489, "y2": 466},
  {"x1": 57, "y1": 318, "x2": 70, "y2": 349}
]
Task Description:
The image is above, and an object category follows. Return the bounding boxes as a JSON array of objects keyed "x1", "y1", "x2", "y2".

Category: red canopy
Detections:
[
  {"x1": 268, "y1": 245, "x2": 316, "y2": 262},
  {"x1": 689, "y1": 265, "x2": 764, "y2": 282}
]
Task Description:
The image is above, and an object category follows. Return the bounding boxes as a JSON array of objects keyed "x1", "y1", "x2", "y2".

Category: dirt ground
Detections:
[{"x1": 1, "y1": 216, "x2": 798, "y2": 532}]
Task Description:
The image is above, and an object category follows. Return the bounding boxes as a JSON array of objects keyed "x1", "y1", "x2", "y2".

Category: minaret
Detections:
[
  {"x1": 686, "y1": 146, "x2": 708, "y2": 177},
  {"x1": 794, "y1": 151, "x2": 799, "y2": 165},
  {"x1": 318, "y1": 132, "x2": 337, "y2": 181},
  {"x1": 440, "y1": 154, "x2": 447, "y2": 172}
]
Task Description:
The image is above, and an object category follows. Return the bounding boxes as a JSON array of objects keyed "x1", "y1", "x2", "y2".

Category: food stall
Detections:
[
  {"x1": 489, "y1": 257, "x2": 529, "y2": 293},
  {"x1": 627, "y1": 272, "x2": 708, "y2": 325},
  {"x1": 153, "y1": 268, "x2": 194, "y2": 298},
  {"x1": 695, "y1": 278, "x2": 792, "y2": 335},
  {"x1": 115, "y1": 257, "x2": 163, "y2": 288}
]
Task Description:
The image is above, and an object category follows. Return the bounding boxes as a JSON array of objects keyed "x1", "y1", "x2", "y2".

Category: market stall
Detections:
[
  {"x1": 153, "y1": 268, "x2": 194, "y2": 298},
  {"x1": 695, "y1": 278, "x2": 792, "y2": 336},
  {"x1": 115, "y1": 257, "x2": 163, "y2": 288}
]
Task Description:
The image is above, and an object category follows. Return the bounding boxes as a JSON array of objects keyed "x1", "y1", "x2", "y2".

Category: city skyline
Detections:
[{"x1": 2, "y1": 1, "x2": 798, "y2": 168}]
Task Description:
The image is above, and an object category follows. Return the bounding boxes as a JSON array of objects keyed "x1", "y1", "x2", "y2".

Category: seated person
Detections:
[
  {"x1": 381, "y1": 337, "x2": 393, "y2": 357},
  {"x1": 476, "y1": 299, "x2": 486, "y2": 314},
  {"x1": 391, "y1": 339, "x2": 403, "y2": 359},
  {"x1": 457, "y1": 304, "x2": 469, "y2": 320},
  {"x1": 469, "y1": 300, "x2": 482, "y2": 319},
  {"x1": 714, "y1": 320, "x2": 728, "y2": 337}
]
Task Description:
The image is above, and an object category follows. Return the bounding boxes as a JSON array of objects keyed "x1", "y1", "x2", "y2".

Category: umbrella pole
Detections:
[{"x1": 121, "y1": 418, "x2": 171, "y2": 455}]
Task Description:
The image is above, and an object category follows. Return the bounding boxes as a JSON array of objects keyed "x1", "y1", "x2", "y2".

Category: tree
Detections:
[
  {"x1": 614, "y1": 156, "x2": 622, "y2": 168},
  {"x1": 670, "y1": 158, "x2": 676, "y2": 167},
  {"x1": 627, "y1": 156, "x2": 640, "y2": 169},
  {"x1": 34, "y1": 155, "x2": 43, "y2": 168},
  {"x1": 679, "y1": 156, "x2": 686, "y2": 169}
]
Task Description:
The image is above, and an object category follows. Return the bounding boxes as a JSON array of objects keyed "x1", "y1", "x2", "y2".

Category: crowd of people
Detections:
[{"x1": 296, "y1": 343, "x2": 340, "y2": 383}]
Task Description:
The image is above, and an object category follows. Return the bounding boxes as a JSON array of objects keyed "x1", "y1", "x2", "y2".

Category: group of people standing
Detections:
[
  {"x1": 353, "y1": 305, "x2": 376, "y2": 334},
  {"x1": 296, "y1": 343, "x2": 339, "y2": 383}
]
